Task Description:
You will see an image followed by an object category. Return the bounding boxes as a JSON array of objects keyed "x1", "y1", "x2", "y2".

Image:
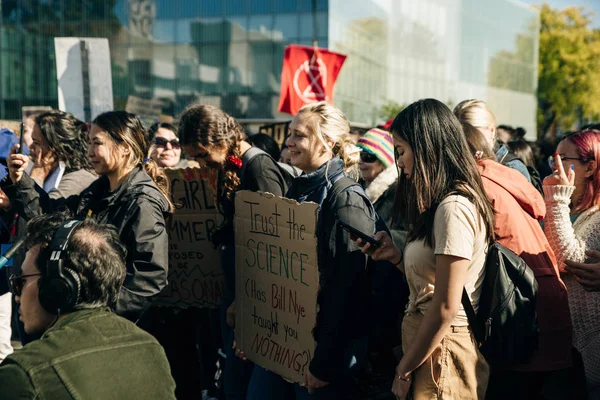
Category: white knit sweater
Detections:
[{"x1": 544, "y1": 185, "x2": 600, "y2": 392}]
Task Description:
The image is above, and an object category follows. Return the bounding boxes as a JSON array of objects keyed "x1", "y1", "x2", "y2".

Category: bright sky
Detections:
[{"x1": 521, "y1": 0, "x2": 600, "y2": 27}]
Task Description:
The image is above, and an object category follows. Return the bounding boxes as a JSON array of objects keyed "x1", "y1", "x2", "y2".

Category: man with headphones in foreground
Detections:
[{"x1": 0, "y1": 211, "x2": 176, "y2": 399}]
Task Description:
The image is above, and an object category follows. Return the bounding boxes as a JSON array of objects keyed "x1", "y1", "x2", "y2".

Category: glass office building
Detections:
[{"x1": 0, "y1": 0, "x2": 539, "y2": 132}]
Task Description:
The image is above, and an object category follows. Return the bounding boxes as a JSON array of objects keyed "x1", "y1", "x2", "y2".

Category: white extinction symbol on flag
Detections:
[{"x1": 293, "y1": 58, "x2": 328, "y2": 104}]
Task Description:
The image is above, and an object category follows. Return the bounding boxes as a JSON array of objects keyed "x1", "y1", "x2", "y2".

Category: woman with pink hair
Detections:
[{"x1": 544, "y1": 129, "x2": 600, "y2": 397}]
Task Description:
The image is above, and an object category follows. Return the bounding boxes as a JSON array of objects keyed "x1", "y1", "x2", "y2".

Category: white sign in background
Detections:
[{"x1": 55, "y1": 38, "x2": 114, "y2": 122}]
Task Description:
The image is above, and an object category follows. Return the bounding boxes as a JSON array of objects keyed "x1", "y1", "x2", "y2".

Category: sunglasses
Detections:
[
  {"x1": 9, "y1": 273, "x2": 42, "y2": 296},
  {"x1": 153, "y1": 137, "x2": 181, "y2": 149},
  {"x1": 360, "y1": 151, "x2": 378, "y2": 163}
]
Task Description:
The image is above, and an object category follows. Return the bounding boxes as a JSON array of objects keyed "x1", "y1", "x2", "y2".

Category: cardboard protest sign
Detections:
[
  {"x1": 258, "y1": 122, "x2": 290, "y2": 148},
  {"x1": 234, "y1": 190, "x2": 319, "y2": 383},
  {"x1": 125, "y1": 95, "x2": 163, "y2": 126},
  {"x1": 155, "y1": 168, "x2": 224, "y2": 308},
  {"x1": 22, "y1": 106, "x2": 52, "y2": 123},
  {"x1": 55, "y1": 38, "x2": 113, "y2": 122}
]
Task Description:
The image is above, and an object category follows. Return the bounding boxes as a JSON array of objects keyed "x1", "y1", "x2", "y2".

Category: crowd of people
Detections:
[{"x1": 0, "y1": 97, "x2": 597, "y2": 400}]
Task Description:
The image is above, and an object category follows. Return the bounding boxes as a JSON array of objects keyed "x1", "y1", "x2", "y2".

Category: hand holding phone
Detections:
[
  {"x1": 18, "y1": 122, "x2": 24, "y2": 154},
  {"x1": 338, "y1": 220, "x2": 379, "y2": 248},
  {"x1": 343, "y1": 225, "x2": 404, "y2": 267},
  {"x1": 7, "y1": 143, "x2": 28, "y2": 183}
]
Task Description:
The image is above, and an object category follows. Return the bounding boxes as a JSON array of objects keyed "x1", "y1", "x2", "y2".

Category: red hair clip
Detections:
[{"x1": 227, "y1": 155, "x2": 243, "y2": 169}]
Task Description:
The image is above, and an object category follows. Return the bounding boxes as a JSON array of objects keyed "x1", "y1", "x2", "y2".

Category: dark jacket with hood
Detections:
[
  {"x1": 362, "y1": 165, "x2": 409, "y2": 366},
  {"x1": 286, "y1": 158, "x2": 376, "y2": 383},
  {"x1": 1, "y1": 166, "x2": 170, "y2": 322}
]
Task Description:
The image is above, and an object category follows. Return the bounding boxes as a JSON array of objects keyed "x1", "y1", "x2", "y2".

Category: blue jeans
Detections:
[{"x1": 246, "y1": 366, "x2": 351, "y2": 400}]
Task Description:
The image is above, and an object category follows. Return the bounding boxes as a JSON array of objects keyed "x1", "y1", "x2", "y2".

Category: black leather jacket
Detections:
[{"x1": 1, "y1": 166, "x2": 170, "y2": 322}]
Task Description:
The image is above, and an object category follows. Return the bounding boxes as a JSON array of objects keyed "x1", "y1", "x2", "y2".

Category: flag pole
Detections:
[{"x1": 311, "y1": 0, "x2": 319, "y2": 64}]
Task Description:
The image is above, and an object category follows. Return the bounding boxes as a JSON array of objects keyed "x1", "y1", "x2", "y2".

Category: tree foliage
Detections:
[
  {"x1": 378, "y1": 100, "x2": 406, "y2": 122},
  {"x1": 538, "y1": 4, "x2": 600, "y2": 138},
  {"x1": 488, "y1": 28, "x2": 537, "y2": 95}
]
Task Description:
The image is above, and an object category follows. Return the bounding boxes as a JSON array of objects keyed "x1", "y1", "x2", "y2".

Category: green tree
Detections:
[
  {"x1": 538, "y1": 4, "x2": 600, "y2": 138},
  {"x1": 378, "y1": 100, "x2": 406, "y2": 122},
  {"x1": 488, "y1": 27, "x2": 537, "y2": 95}
]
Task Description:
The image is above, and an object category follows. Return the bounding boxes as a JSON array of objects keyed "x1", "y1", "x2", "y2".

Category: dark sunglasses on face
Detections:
[
  {"x1": 360, "y1": 151, "x2": 378, "y2": 163},
  {"x1": 153, "y1": 137, "x2": 181, "y2": 149},
  {"x1": 9, "y1": 273, "x2": 42, "y2": 296}
]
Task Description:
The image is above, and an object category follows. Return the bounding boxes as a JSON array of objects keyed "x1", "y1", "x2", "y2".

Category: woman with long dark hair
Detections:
[
  {"x1": 178, "y1": 104, "x2": 289, "y2": 400},
  {"x1": 360, "y1": 99, "x2": 494, "y2": 399},
  {"x1": 3, "y1": 111, "x2": 172, "y2": 323}
]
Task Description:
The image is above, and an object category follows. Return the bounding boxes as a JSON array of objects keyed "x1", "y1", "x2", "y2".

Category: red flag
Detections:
[{"x1": 278, "y1": 45, "x2": 347, "y2": 115}]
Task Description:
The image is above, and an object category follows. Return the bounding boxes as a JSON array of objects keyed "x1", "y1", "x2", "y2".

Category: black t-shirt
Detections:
[{"x1": 215, "y1": 153, "x2": 289, "y2": 246}]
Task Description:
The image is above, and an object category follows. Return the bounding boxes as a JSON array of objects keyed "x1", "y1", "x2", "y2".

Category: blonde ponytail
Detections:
[
  {"x1": 334, "y1": 136, "x2": 360, "y2": 180},
  {"x1": 453, "y1": 99, "x2": 496, "y2": 130}
]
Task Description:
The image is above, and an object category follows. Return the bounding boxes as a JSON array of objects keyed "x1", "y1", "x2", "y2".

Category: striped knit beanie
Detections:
[{"x1": 357, "y1": 128, "x2": 394, "y2": 168}]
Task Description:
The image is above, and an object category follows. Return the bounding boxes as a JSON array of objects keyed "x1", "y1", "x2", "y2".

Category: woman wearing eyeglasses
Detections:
[
  {"x1": 543, "y1": 130, "x2": 600, "y2": 399},
  {"x1": 543, "y1": 129, "x2": 600, "y2": 397},
  {"x1": 148, "y1": 122, "x2": 188, "y2": 169}
]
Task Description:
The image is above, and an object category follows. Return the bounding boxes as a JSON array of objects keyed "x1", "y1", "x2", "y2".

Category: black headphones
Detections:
[{"x1": 38, "y1": 220, "x2": 83, "y2": 315}]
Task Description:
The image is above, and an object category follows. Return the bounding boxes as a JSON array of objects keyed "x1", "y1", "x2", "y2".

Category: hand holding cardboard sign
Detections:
[
  {"x1": 301, "y1": 370, "x2": 329, "y2": 394},
  {"x1": 226, "y1": 300, "x2": 236, "y2": 328},
  {"x1": 233, "y1": 340, "x2": 247, "y2": 361}
]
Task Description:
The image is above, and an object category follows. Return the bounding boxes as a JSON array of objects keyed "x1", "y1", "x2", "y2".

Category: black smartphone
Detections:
[
  {"x1": 338, "y1": 220, "x2": 379, "y2": 247},
  {"x1": 18, "y1": 122, "x2": 24, "y2": 154}
]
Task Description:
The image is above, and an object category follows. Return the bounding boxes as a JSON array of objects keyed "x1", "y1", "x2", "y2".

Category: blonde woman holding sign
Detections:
[{"x1": 245, "y1": 101, "x2": 378, "y2": 399}]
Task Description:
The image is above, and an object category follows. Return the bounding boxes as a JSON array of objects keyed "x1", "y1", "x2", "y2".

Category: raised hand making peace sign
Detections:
[{"x1": 544, "y1": 153, "x2": 576, "y2": 187}]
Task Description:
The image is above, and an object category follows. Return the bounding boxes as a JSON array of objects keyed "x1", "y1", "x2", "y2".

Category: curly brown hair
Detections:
[
  {"x1": 35, "y1": 110, "x2": 93, "y2": 173},
  {"x1": 178, "y1": 104, "x2": 244, "y2": 200}
]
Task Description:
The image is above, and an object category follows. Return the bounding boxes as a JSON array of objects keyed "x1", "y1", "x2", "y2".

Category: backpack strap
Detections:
[
  {"x1": 328, "y1": 175, "x2": 361, "y2": 202},
  {"x1": 461, "y1": 289, "x2": 484, "y2": 344},
  {"x1": 499, "y1": 151, "x2": 521, "y2": 166},
  {"x1": 326, "y1": 175, "x2": 384, "y2": 235},
  {"x1": 239, "y1": 146, "x2": 267, "y2": 180}
]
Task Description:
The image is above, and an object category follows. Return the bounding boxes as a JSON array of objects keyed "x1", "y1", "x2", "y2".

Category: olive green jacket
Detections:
[{"x1": 0, "y1": 308, "x2": 176, "y2": 399}]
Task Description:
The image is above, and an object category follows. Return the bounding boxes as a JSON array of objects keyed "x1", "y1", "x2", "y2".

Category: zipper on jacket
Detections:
[{"x1": 485, "y1": 318, "x2": 492, "y2": 340}]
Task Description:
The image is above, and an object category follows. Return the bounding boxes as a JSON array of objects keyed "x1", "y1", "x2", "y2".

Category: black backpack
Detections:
[{"x1": 461, "y1": 242, "x2": 539, "y2": 367}]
